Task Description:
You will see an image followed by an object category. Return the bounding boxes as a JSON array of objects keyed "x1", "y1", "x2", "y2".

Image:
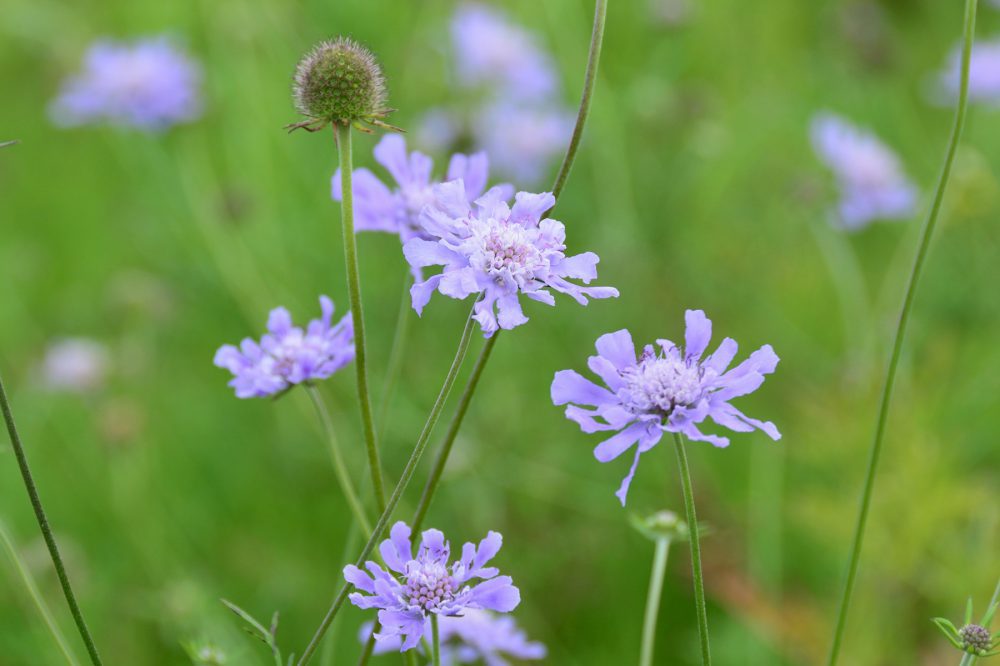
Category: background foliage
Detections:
[{"x1": 1, "y1": 0, "x2": 998, "y2": 663}]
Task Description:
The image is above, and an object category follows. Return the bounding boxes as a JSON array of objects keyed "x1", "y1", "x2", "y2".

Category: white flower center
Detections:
[
  {"x1": 624, "y1": 357, "x2": 703, "y2": 414},
  {"x1": 473, "y1": 221, "x2": 544, "y2": 285},
  {"x1": 403, "y1": 561, "x2": 457, "y2": 612}
]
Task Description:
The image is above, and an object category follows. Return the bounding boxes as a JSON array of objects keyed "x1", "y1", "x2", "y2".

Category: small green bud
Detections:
[
  {"x1": 630, "y1": 510, "x2": 691, "y2": 543},
  {"x1": 959, "y1": 624, "x2": 992, "y2": 655},
  {"x1": 288, "y1": 37, "x2": 398, "y2": 133}
]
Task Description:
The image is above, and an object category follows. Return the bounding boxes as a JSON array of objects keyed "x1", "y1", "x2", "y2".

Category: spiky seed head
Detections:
[
  {"x1": 959, "y1": 624, "x2": 992, "y2": 654},
  {"x1": 292, "y1": 37, "x2": 388, "y2": 127}
]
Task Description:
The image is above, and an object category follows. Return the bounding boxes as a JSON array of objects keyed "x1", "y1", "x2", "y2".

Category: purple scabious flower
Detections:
[
  {"x1": 213, "y1": 296, "x2": 354, "y2": 398},
  {"x1": 50, "y1": 37, "x2": 201, "y2": 131},
  {"x1": 451, "y1": 4, "x2": 558, "y2": 100},
  {"x1": 551, "y1": 311, "x2": 781, "y2": 505},
  {"x1": 332, "y1": 135, "x2": 511, "y2": 248},
  {"x1": 475, "y1": 102, "x2": 575, "y2": 185},
  {"x1": 362, "y1": 609, "x2": 545, "y2": 664},
  {"x1": 403, "y1": 182, "x2": 618, "y2": 337},
  {"x1": 939, "y1": 38, "x2": 1000, "y2": 106},
  {"x1": 344, "y1": 522, "x2": 521, "y2": 651},
  {"x1": 810, "y1": 113, "x2": 918, "y2": 231}
]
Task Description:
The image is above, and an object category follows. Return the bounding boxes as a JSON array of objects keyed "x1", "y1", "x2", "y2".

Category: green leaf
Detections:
[
  {"x1": 966, "y1": 598, "x2": 974, "y2": 625},
  {"x1": 221, "y1": 599, "x2": 272, "y2": 644}
]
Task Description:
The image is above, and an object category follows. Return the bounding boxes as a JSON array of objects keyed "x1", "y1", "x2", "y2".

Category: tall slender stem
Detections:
[
  {"x1": 0, "y1": 518, "x2": 81, "y2": 666},
  {"x1": 296, "y1": 311, "x2": 477, "y2": 666},
  {"x1": 959, "y1": 653, "x2": 974, "y2": 666},
  {"x1": 0, "y1": 373, "x2": 104, "y2": 666},
  {"x1": 336, "y1": 122, "x2": 387, "y2": 514},
  {"x1": 378, "y1": 271, "x2": 413, "y2": 436},
  {"x1": 639, "y1": 537, "x2": 671, "y2": 666},
  {"x1": 550, "y1": 0, "x2": 608, "y2": 201},
  {"x1": 673, "y1": 433, "x2": 711, "y2": 665},
  {"x1": 431, "y1": 614, "x2": 441, "y2": 666},
  {"x1": 305, "y1": 386, "x2": 372, "y2": 537},
  {"x1": 411, "y1": 334, "x2": 498, "y2": 532},
  {"x1": 826, "y1": 1, "x2": 978, "y2": 662}
]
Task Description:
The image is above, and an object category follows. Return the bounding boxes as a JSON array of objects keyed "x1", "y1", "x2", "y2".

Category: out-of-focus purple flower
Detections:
[
  {"x1": 332, "y1": 135, "x2": 511, "y2": 248},
  {"x1": 361, "y1": 610, "x2": 545, "y2": 665},
  {"x1": 940, "y1": 38, "x2": 1000, "y2": 106},
  {"x1": 40, "y1": 338, "x2": 110, "y2": 392},
  {"x1": 213, "y1": 296, "x2": 354, "y2": 399},
  {"x1": 50, "y1": 37, "x2": 202, "y2": 131},
  {"x1": 475, "y1": 102, "x2": 575, "y2": 185},
  {"x1": 344, "y1": 522, "x2": 521, "y2": 651},
  {"x1": 451, "y1": 4, "x2": 558, "y2": 99},
  {"x1": 551, "y1": 311, "x2": 781, "y2": 505},
  {"x1": 403, "y1": 182, "x2": 618, "y2": 337},
  {"x1": 810, "y1": 112, "x2": 918, "y2": 230}
]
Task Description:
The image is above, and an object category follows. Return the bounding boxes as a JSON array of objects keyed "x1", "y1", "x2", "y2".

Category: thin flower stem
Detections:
[
  {"x1": 296, "y1": 311, "x2": 477, "y2": 666},
  {"x1": 378, "y1": 271, "x2": 413, "y2": 436},
  {"x1": 411, "y1": 333, "x2": 498, "y2": 532},
  {"x1": 336, "y1": 122, "x2": 387, "y2": 514},
  {"x1": 404, "y1": 651, "x2": 419, "y2": 666},
  {"x1": 550, "y1": 0, "x2": 607, "y2": 201},
  {"x1": 639, "y1": 537, "x2": 671, "y2": 666},
  {"x1": 0, "y1": 373, "x2": 104, "y2": 666},
  {"x1": 305, "y1": 386, "x2": 373, "y2": 538},
  {"x1": 826, "y1": 1, "x2": 978, "y2": 663},
  {"x1": 431, "y1": 614, "x2": 441, "y2": 666},
  {"x1": 0, "y1": 517, "x2": 81, "y2": 666},
  {"x1": 958, "y1": 653, "x2": 974, "y2": 666},
  {"x1": 356, "y1": 631, "x2": 377, "y2": 666},
  {"x1": 673, "y1": 433, "x2": 711, "y2": 665}
]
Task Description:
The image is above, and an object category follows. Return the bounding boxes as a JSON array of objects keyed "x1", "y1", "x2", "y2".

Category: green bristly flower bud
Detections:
[{"x1": 287, "y1": 37, "x2": 399, "y2": 134}]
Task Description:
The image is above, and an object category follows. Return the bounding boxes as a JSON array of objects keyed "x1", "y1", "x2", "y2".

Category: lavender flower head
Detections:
[
  {"x1": 332, "y1": 135, "x2": 512, "y2": 249},
  {"x1": 362, "y1": 609, "x2": 546, "y2": 664},
  {"x1": 552, "y1": 311, "x2": 781, "y2": 505},
  {"x1": 40, "y1": 338, "x2": 110, "y2": 392},
  {"x1": 403, "y1": 182, "x2": 618, "y2": 336},
  {"x1": 451, "y1": 4, "x2": 559, "y2": 99},
  {"x1": 213, "y1": 296, "x2": 354, "y2": 398},
  {"x1": 810, "y1": 112, "x2": 918, "y2": 230},
  {"x1": 476, "y1": 102, "x2": 575, "y2": 184},
  {"x1": 344, "y1": 522, "x2": 521, "y2": 651},
  {"x1": 939, "y1": 38, "x2": 1000, "y2": 107},
  {"x1": 50, "y1": 37, "x2": 201, "y2": 130}
]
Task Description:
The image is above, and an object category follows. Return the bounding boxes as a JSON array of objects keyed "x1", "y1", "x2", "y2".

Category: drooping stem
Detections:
[
  {"x1": 0, "y1": 518, "x2": 81, "y2": 666},
  {"x1": 639, "y1": 537, "x2": 671, "y2": 666},
  {"x1": 826, "y1": 1, "x2": 978, "y2": 663},
  {"x1": 378, "y1": 271, "x2": 413, "y2": 437},
  {"x1": 0, "y1": 373, "x2": 104, "y2": 666},
  {"x1": 296, "y1": 311, "x2": 477, "y2": 666},
  {"x1": 411, "y1": 334, "x2": 498, "y2": 532},
  {"x1": 305, "y1": 386, "x2": 372, "y2": 537},
  {"x1": 431, "y1": 614, "x2": 441, "y2": 666},
  {"x1": 336, "y1": 122, "x2": 387, "y2": 514},
  {"x1": 550, "y1": 0, "x2": 608, "y2": 201},
  {"x1": 673, "y1": 433, "x2": 711, "y2": 666}
]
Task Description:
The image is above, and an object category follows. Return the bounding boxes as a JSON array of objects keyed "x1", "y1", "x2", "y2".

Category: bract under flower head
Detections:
[
  {"x1": 811, "y1": 112, "x2": 918, "y2": 230},
  {"x1": 344, "y1": 522, "x2": 521, "y2": 651},
  {"x1": 403, "y1": 182, "x2": 618, "y2": 337},
  {"x1": 552, "y1": 310, "x2": 780, "y2": 505},
  {"x1": 213, "y1": 296, "x2": 354, "y2": 398},
  {"x1": 50, "y1": 37, "x2": 202, "y2": 130}
]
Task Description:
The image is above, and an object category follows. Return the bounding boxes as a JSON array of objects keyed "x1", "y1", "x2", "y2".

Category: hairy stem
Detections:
[
  {"x1": 826, "y1": 1, "x2": 978, "y2": 663},
  {"x1": 0, "y1": 373, "x2": 104, "y2": 665},
  {"x1": 639, "y1": 537, "x2": 671, "y2": 666},
  {"x1": 306, "y1": 386, "x2": 372, "y2": 537},
  {"x1": 336, "y1": 122, "x2": 387, "y2": 514},
  {"x1": 550, "y1": 0, "x2": 608, "y2": 201},
  {"x1": 673, "y1": 433, "x2": 711, "y2": 665},
  {"x1": 296, "y1": 311, "x2": 477, "y2": 665},
  {"x1": 411, "y1": 334, "x2": 498, "y2": 532}
]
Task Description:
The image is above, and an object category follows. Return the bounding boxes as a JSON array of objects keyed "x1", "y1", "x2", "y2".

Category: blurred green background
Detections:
[{"x1": 1, "y1": 0, "x2": 999, "y2": 664}]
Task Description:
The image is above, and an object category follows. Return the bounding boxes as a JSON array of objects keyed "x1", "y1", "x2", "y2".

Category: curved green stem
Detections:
[
  {"x1": 378, "y1": 271, "x2": 413, "y2": 438},
  {"x1": 673, "y1": 433, "x2": 711, "y2": 665},
  {"x1": 826, "y1": 1, "x2": 978, "y2": 663},
  {"x1": 0, "y1": 373, "x2": 104, "y2": 665},
  {"x1": 356, "y1": 629, "x2": 377, "y2": 666},
  {"x1": 550, "y1": 0, "x2": 608, "y2": 201},
  {"x1": 639, "y1": 537, "x2": 671, "y2": 666},
  {"x1": 411, "y1": 334, "x2": 498, "y2": 532},
  {"x1": 0, "y1": 517, "x2": 81, "y2": 666},
  {"x1": 305, "y1": 386, "x2": 372, "y2": 538},
  {"x1": 296, "y1": 311, "x2": 477, "y2": 666},
  {"x1": 336, "y1": 123, "x2": 387, "y2": 514}
]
